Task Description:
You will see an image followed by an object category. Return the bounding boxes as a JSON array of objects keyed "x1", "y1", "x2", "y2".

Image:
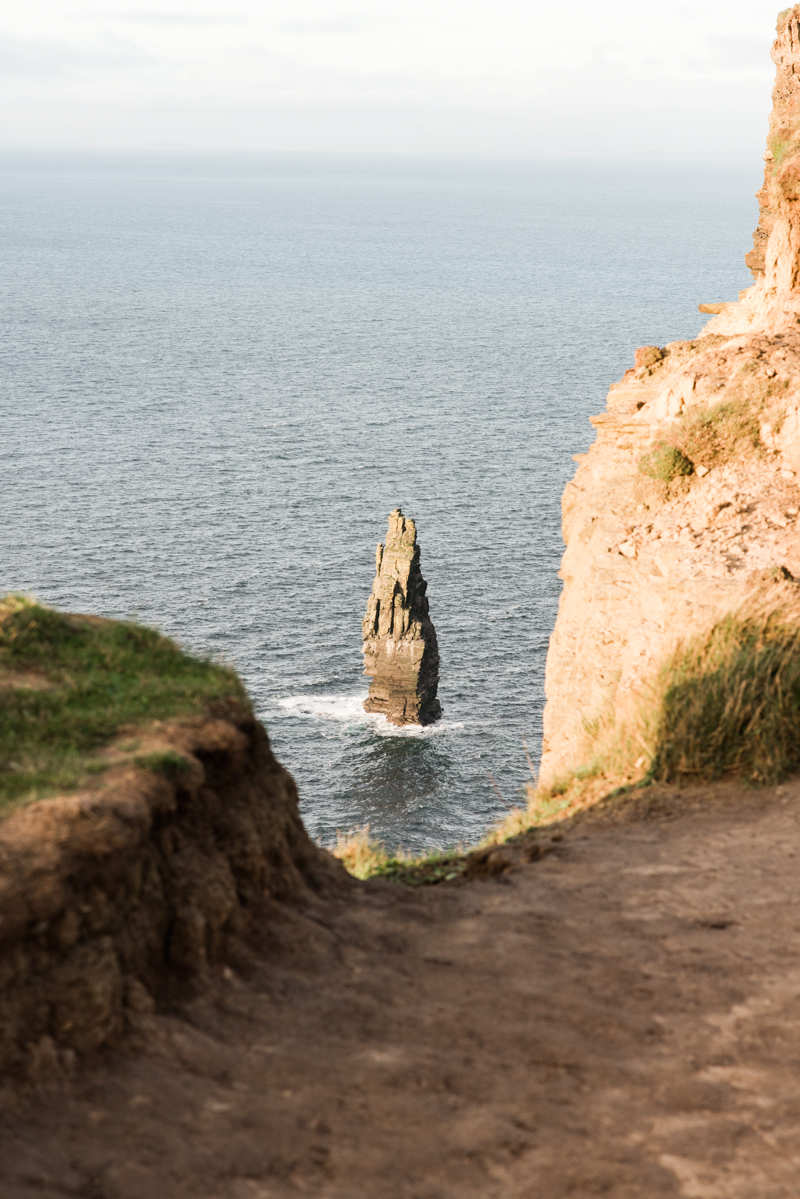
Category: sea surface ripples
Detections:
[{"x1": 2, "y1": 154, "x2": 756, "y2": 850}]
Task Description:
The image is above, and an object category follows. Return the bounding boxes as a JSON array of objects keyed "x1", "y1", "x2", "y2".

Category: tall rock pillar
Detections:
[{"x1": 362, "y1": 509, "x2": 441, "y2": 726}]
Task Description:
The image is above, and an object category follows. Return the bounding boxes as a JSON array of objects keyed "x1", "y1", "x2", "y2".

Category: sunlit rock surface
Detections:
[
  {"x1": 539, "y1": 6, "x2": 800, "y2": 787},
  {"x1": 362, "y1": 508, "x2": 441, "y2": 726}
]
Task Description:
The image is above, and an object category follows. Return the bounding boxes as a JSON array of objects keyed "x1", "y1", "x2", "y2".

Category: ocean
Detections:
[{"x1": 1, "y1": 153, "x2": 757, "y2": 851}]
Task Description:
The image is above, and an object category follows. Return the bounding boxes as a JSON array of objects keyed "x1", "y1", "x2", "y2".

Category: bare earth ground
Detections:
[{"x1": 4, "y1": 781, "x2": 800, "y2": 1198}]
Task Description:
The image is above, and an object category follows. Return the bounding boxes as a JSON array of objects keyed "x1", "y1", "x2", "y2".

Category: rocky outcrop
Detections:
[
  {"x1": 362, "y1": 509, "x2": 441, "y2": 726},
  {"x1": 746, "y1": 10, "x2": 800, "y2": 277},
  {"x1": 539, "y1": 8, "x2": 800, "y2": 787},
  {"x1": 0, "y1": 710, "x2": 347, "y2": 1086},
  {"x1": 706, "y1": 9, "x2": 800, "y2": 327}
]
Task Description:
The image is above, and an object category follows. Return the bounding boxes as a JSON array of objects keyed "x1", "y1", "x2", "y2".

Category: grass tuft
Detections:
[
  {"x1": 0, "y1": 599, "x2": 248, "y2": 815},
  {"x1": 649, "y1": 613, "x2": 800, "y2": 784},
  {"x1": 480, "y1": 788, "x2": 576, "y2": 844},
  {"x1": 332, "y1": 825, "x2": 389, "y2": 879},
  {"x1": 638, "y1": 388, "x2": 777, "y2": 491},
  {"x1": 769, "y1": 128, "x2": 800, "y2": 171},
  {"x1": 639, "y1": 391, "x2": 773, "y2": 485},
  {"x1": 638, "y1": 442, "x2": 694, "y2": 482},
  {"x1": 676, "y1": 395, "x2": 763, "y2": 467},
  {"x1": 527, "y1": 607, "x2": 800, "y2": 822},
  {"x1": 330, "y1": 825, "x2": 465, "y2": 885},
  {"x1": 133, "y1": 750, "x2": 191, "y2": 779}
]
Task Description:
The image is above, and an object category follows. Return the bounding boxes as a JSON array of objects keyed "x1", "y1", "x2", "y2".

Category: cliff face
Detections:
[
  {"x1": 539, "y1": 7, "x2": 800, "y2": 787},
  {"x1": 0, "y1": 710, "x2": 347, "y2": 1085},
  {"x1": 744, "y1": 10, "x2": 800, "y2": 276},
  {"x1": 711, "y1": 9, "x2": 800, "y2": 322},
  {"x1": 362, "y1": 509, "x2": 441, "y2": 726}
]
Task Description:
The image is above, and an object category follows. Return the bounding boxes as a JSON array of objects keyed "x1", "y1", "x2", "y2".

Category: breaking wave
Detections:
[{"x1": 277, "y1": 692, "x2": 464, "y2": 738}]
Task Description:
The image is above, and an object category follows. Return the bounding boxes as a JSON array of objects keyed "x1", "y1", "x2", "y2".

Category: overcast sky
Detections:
[{"x1": 0, "y1": 1, "x2": 785, "y2": 157}]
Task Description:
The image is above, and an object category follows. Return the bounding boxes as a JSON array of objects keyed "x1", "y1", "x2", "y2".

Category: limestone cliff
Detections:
[
  {"x1": 540, "y1": 7, "x2": 800, "y2": 787},
  {"x1": 362, "y1": 509, "x2": 441, "y2": 726},
  {"x1": 707, "y1": 8, "x2": 800, "y2": 328},
  {"x1": 746, "y1": 9, "x2": 800, "y2": 277}
]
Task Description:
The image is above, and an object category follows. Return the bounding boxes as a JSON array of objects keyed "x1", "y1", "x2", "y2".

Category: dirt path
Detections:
[{"x1": 4, "y1": 780, "x2": 800, "y2": 1198}]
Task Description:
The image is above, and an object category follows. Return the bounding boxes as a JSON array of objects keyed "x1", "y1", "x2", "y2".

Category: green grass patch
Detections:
[
  {"x1": 676, "y1": 395, "x2": 763, "y2": 467},
  {"x1": 769, "y1": 125, "x2": 800, "y2": 172},
  {"x1": 330, "y1": 825, "x2": 465, "y2": 885},
  {"x1": 133, "y1": 750, "x2": 191, "y2": 779},
  {"x1": 0, "y1": 597, "x2": 248, "y2": 816},
  {"x1": 770, "y1": 134, "x2": 793, "y2": 170},
  {"x1": 638, "y1": 442, "x2": 694, "y2": 483},
  {"x1": 649, "y1": 613, "x2": 800, "y2": 785},
  {"x1": 528, "y1": 608, "x2": 800, "y2": 819},
  {"x1": 639, "y1": 392, "x2": 770, "y2": 484}
]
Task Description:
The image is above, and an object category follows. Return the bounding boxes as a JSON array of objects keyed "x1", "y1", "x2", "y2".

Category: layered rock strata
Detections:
[
  {"x1": 362, "y1": 508, "x2": 441, "y2": 726},
  {"x1": 540, "y1": 7, "x2": 800, "y2": 787}
]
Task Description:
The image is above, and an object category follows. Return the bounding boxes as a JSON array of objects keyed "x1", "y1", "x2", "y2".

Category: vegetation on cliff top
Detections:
[
  {"x1": 0, "y1": 596, "x2": 248, "y2": 815},
  {"x1": 649, "y1": 612, "x2": 800, "y2": 784},
  {"x1": 514, "y1": 606, "x2": 800, "y2": 838}
]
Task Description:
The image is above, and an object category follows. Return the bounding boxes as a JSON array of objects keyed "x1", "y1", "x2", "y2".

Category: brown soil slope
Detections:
[
  {"x1": 0, "y1": 710, "x2": 347, "y2": 1083},
  {"x1": 3, "y1": 781, "x2": 800, "y2": 1198}
]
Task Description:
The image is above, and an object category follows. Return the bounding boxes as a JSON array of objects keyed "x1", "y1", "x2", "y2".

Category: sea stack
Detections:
[{"x1": 362, "y1": 508, "x2": 441, "y2": 726}]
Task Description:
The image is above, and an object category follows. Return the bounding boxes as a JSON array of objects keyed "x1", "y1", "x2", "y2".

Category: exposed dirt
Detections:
[
  {"x1": 4, "y1": 779, "x2": 800, "y2": 1198},
  {"x1": 0, "y1": 712, "x2": 345, "y2": 1080}
]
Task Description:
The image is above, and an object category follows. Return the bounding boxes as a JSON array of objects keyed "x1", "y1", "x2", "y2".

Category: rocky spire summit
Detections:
[{"x1": 362, "y1": 508, "x2": 441, "y2": 726}]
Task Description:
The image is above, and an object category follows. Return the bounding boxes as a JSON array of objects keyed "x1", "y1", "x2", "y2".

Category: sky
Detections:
[{"x1": 0, "y1": 0, "x2": 786, "y2": 157}]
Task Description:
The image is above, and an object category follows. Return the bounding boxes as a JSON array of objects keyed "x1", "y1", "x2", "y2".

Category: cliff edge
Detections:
[
  {"x1": 0, "y1": 601, "x2": 347, "y2": 1087},
  {"x1": 540, "y1": 6, "x2": 800, "y2": 788}
]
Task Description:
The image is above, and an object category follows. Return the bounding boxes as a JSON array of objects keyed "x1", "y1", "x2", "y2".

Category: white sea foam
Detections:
[{"x1": 277, "y1": 692, "x2": 463, "y2": 737}]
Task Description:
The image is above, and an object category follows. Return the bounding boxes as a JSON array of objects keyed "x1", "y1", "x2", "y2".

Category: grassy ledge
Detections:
[
  {"x1": 0, "y1": 595, "x2": 248, "y2": 816},
  {"x1": 638, "y1": 382, "x2": 785, "y2": 485}
]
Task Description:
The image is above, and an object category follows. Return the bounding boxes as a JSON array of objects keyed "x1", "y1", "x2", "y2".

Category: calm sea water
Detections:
[{"x1": 1, "y1": 154, "x2": 757, "y2": 851}]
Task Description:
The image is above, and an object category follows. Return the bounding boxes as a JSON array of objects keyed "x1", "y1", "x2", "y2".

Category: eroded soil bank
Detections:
[{"x1": 3, "y1": 781, "x2": 800, "y2": 1198}]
